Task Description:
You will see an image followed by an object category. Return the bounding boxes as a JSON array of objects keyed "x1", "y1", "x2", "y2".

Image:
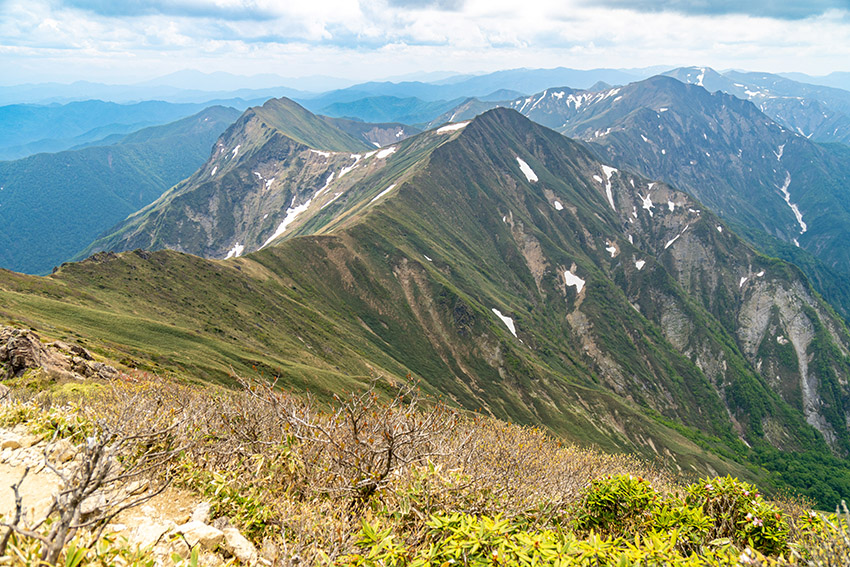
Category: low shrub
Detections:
[{"x1": 686, "y1": 476, "x2": 789, "y2": 555}]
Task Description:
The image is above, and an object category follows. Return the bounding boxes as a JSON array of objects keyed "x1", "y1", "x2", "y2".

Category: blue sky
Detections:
[{"x1": 1, "y1": 0, "x2": 849, "y2": 84}]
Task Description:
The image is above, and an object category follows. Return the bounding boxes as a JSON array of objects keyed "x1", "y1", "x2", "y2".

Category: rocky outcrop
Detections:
[{"x1": 0, "y1": 326, "x2": 122, "y2": 382}]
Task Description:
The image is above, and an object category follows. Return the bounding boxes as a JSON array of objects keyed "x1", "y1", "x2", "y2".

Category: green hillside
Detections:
[{"x1": 0, "y1": 105, "x2": 241, "y2": 275}]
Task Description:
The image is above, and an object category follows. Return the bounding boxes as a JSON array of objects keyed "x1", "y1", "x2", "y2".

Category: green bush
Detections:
[
  {"x1": 572, "y1": 474, "x2": 660, "y2": 536},
  {"x1": 685, "y1": 476, "x2": 789, "y2": 555},
  {"x1": 572, "y1": 474, "x2": 713, "y2": 552}
]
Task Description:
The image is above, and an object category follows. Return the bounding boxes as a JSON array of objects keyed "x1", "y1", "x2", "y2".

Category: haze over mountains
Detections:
[{"x1": 5, "y1": 64, "x2": 850, "y2": 505}]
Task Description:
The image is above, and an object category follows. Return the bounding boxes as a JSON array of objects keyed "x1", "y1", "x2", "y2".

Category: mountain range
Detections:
[
  {"x1": 664, "y1": 67, "x2": 850, "y2": 145},
  {"x1": 426, "y1": 76, "x2": 850, "y2": 321},
  {"x1": 5, "y1": 69, "x2": 850, "y2": 506},
  {"x1": 4, "y1": 96, "x2": 844, "y2": 505}
]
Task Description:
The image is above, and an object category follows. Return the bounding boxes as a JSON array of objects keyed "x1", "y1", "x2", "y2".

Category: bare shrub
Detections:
[{"x1": 0, "y1": 380, "x2": 184, "y2": 564}]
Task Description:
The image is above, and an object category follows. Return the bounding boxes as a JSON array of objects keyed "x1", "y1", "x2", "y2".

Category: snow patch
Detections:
[
  {"x1": 317, "y1": 172, "x2": 335, "y2": 195},
  {"x1": 593, "y1": 175, "x2": 603, "y2": 183},
  {"x1": 639, "y1": 193, "x2": 654, "y2": 217},
  {"x1": 424, "y1": 255, "x2": 432, "y2": 262},
  {"x1": 224, "y1": 243, "x2": 244, "y2": 259},
  {"x1": 667, "y1": 200, "x2": 675, "y2": 212},
  {"x1": 310, "y1": 149, "x2": 331, "y2": 158},
  {"x1": 376, "y1": 147, "x2": 397, "y2": 159},
  {"x1": 777, "y1": 172, "x2": 806, "y2": 234},
  {"x1": 516, "y1": 157, "x2": 538, "y2": 182},
  {"x1": 664, "y1": 224, "x2": 689, "y2": 250},
  {"x1": 231, "y1": 145, "x2": 240, "y2": 158},
  {"x1": 605, "y1": 243, "x2": 617, "y2": 257},
  {"x1": 211, "y1": 166, "x2": 217, "y2": 176},
  {"x1": 369, "y1": 184, "x2": 397, "y2": 205},
  {"x1": 265, "y1": 178, "x2": 275, "y2": 189},
  {"x1": 774, "y1": 144, "x2": 785, "y2": 161},
  {"x1": 320, "y1": 192, "x2": 343, "y2": 210},
  {"x1": 491, "y1": 308, "x2": 517, "y2": 337},
  {"x1": 739, "y1": 276, "x2": 748, "y2": 288},
  {"x1": 553, "y1": 200, "x2": 563, "y2": 210},
  {"x1": 529, "y1": 89, "x2": 548, "y2": 111},
  {"x1": 716, "y1": 225, "x2": 723, "y2": 233},
  {"x1": 437, "y1": 121, "x2": 470, "y2": 134},
  {"x1": 601, "y1": 165, "x2": 617, "y2": 210},
  {"x1": 564, "y1": 270, "x2": 585, "y2": 294},
  {"x1": 338, "y1": 154, "x2": 362, "y2": 178},
  {"x1": 665, "y1": 234, "x2": 681, "y2": 249},
  {"x1": 262, "y1": 195, "x2": 313, "y2": 248},
  {"x1": 635, "y1": 259, "x2": 646, "y2": 270}
]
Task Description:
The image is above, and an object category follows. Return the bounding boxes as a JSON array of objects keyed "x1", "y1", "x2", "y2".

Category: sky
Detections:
[{"x1": 1, "y1": 0, "x2": 849, "y2": 85}]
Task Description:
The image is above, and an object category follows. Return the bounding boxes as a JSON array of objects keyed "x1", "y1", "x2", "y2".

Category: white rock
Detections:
[
  {"x1": 132, "y1": 521, "x2": 174, "y2": 548},
  {"x1": 223, "y1": 527, "x2": 259, "y2": 564},
  {"x1": 191, "y1": 502, "x2": 212, "y2": 524},
  {"x1": 176, "y1": 521, "x2": 225, "y2": 550}
]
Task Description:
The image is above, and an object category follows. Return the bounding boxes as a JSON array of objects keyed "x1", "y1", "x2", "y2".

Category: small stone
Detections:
[
  {"x1": 49, "y1": 439, "x2": 76, "y2": 463},
  {"x1": 191, "y1": 502, "x2": 212, "y2": 524},
  {"x1": 20, "y1": 434, "x2": 43, "y2": 448},
  {"x1": 260, "y1": 538, "x2": 279, "y2": 562},
  {"x1": 223, "y1": 527, "x2": 258, "y2": 565},
  {"x1": 175, "y1": 521, "x2": 225, "y2": 550},
  {"x1": 132, "y1": 521, "x2": 173, "y2": 548},
  {"x1": 1, "y1": 439, "x2": 21, "y2": 450}
]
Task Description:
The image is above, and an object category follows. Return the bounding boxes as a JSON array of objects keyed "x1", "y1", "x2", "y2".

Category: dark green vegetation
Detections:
[
  {"x1": 6, "y1": 105, "x2": 850, "y2": 508},
  {"x1": 0, "y1": 99, "x2": 228, "y2": 160},
  {"x1": 0, "y1": 105, "x2": 241, "y2": 275}
]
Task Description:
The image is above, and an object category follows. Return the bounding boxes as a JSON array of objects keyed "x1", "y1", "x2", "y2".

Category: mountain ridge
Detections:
[{"x1": 62, "y1": 105, "x2": 850, "y2": 464}]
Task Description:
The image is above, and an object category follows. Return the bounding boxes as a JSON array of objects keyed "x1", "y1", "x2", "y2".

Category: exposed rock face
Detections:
[
  {"x1": 0, "y1": 327, "x2": 51, "y2": 379},
  {"x1": 0, "y1": 326, "x2": 122, "y2": 381}
]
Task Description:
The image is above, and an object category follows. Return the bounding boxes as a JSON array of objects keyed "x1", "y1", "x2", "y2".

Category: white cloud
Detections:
[{"x1": 0, "y1": 0, "x2": 848, "y2": 84}]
